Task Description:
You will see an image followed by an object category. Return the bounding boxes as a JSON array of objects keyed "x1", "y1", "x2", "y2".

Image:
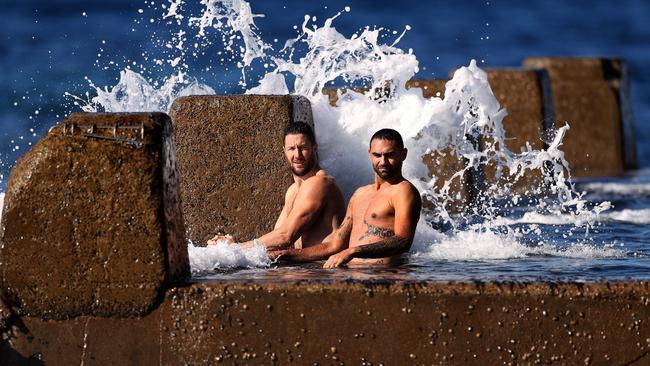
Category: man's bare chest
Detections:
[{"x1": 353, "y1": 191, "x2": 395, "y2": 223}]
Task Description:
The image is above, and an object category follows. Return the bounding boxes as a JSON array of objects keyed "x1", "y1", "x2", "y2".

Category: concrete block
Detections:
[
  {"x1": 2, "y1": 281, "x2": 649, "y2": 364},
  {"x1": 524, "y1": 57, "x2": 634, "y2": 176},
  {"x1": 169, "y1": 95, "x2": 313, "y2": 244},
  {"x1": 482, "y1": 68, "x2": 555, "y2": 194},
  {"x1": 407, "y1": 80, "x2": 473, "y2": 212},
  {"x1": 83, "y1": 312, "x2": 161, "y2": 364},
  {"x1": 406, "y1": 79, "x2": 447, "y2": 99},
  {"x1": 0, "y1": 316, "x2": 85, "y2": 365},
  {"x1": 0, "y1": 112, "x2": 190, "y2": 320},
  {"x1": 0, "y1": 309, "x2": 162, "y2": 365},
  {"x1": 160, "y1": 281, "x2": 650, "y2": 365}
]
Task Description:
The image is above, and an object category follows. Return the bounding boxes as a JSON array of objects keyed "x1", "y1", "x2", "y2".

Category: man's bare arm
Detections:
[
  {"x1": 345, "y1": 235, "x2": 411, "y2": 258},
  {"x1": 324, "y1": 183, "x2": 421, "y2": 268},
  {"x1": 211, "y1": 177, "x2": 329, "y2": 249},
  {"x1": 254, "y1": 177, "x2": 330, "y2": 249},
  {"x1": 272, "y1": 196, "x2": 355, "y2": 262}
]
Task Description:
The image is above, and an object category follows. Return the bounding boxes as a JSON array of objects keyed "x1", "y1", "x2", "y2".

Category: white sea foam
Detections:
[
  {"x1": 582, "y1": 182, "x2": 650, "y2": 197},
  {"x1": 69, "y1": 0, "x2": 617, "y2": 270},
  {"x1": 412, "y1": 229, "x2": 625, "y2": 261},
  {"x1": 67, "y1": 70, "x2": 215, "y2": 113},
  {"x1": 605, "y1": 208, "x2": 650, "y2": 225},
  {"x1": 491, "y1": 207, "x2": 650, "y2": 226},
  {"x1": 188, "y1": 240, "x2": 271, "y2": 274}
]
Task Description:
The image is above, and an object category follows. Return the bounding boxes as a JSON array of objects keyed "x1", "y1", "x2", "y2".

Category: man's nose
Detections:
[{"x1": 380, "y1": 155, "x2": 388, "y2": 164}]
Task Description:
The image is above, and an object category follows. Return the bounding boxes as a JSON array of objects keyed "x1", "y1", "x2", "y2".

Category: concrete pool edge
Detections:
[{"x1": 2, "y1": 280, "x2": 648, "y2": 365}]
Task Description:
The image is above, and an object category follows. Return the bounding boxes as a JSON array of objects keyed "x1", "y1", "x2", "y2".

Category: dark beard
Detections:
[
  {"x1": 373, "y1": 165, "x2": 395, "y2": 179},
  {"x1": 291, "y1": 158, "x2": 315, "y2": 177}
]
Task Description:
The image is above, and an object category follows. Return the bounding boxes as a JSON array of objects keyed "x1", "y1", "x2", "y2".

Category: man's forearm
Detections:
[
  {"x1": 348, "y1": 235, "x2": 410, "y2": 259},
  {"x1": 240, "y1": 228, "x2": 295, "y2": 250},
  {"x1": 240, "y1": 239, "x2": 292, "y2": 251},
  {"x1": 280, "y1": 242, "x2": 342, "y2": 263}
]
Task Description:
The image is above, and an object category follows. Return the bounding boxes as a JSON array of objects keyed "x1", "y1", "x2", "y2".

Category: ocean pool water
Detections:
[{"x1": 2, "y1": 0, "x2": 649, "y2": 283}]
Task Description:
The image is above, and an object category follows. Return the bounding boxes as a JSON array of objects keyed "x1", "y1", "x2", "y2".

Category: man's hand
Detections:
[
  {"x1": 207, "y1": 234, "x2": 235, "y2": 246},
  {"x1": 268, "y1": 249, "x2": 288, "y2": 262},
  {"x1": 323, "y1": 248, "x2": 354, "y2": 268}
]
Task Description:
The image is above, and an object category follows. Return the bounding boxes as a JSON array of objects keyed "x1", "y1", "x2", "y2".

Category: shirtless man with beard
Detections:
[
  {"x1": 271, "y1": 128, "x2": 422, "y2": 267},
  {"x1": 208, "y1": 122, "x2": 345, "y2": 250}
]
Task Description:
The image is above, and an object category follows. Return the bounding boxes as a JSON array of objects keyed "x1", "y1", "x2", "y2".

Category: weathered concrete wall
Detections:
[
  {"x1": 482, "y1": 68, "x2": 554, "y2": 194},
  {"x1": 0, "y1": 113, "x2": 189, "y2": 320},
  {"x1": 524, "y1": 57, "x2": 635, "y2": 177},
  {"x1": 2, "y1": 281, "x2": 648, "y2": 365},
  {"x1": 169, "y1": 95, "x2": 313, "y2": 245}
]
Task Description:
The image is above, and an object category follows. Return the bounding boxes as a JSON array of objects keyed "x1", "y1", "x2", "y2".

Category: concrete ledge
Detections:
[
  {"x1": 2, "y1": 281, "x2": 648, "y2": 365},
  {"x1": 0, "y1": 113, "x2": 189, "y2": 320}
]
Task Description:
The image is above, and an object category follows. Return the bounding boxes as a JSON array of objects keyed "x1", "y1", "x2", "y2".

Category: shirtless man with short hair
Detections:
[
  {"x1": 208, "y1": 122, "x2": 345, "y2": 250},
  {"x1": 271, "y1": 128, "x2": 422, "y2": 267}
]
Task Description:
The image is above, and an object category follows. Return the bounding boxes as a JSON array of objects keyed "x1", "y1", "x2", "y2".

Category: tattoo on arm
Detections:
[
  {"x1": 337, "y1": 216, "x2": 352, "y2": 239},
  {"x1": 353, "y1": 235, "x2": 410, "y2": 259},
  {"x1": 357, "y1": 220, "x2": 395, "y2": 241}
]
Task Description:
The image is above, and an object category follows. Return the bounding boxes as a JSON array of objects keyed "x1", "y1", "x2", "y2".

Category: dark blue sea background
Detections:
[{"x1": 1, "y1": 0, "x2": 649, "y2": 280}]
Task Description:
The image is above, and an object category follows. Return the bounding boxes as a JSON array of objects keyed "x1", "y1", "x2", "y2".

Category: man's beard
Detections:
[
  {"x1": 291, "y1": 157, "x2": 315, "y2": 176},
  {"x1": 373, "y1": 164, "x2": 396, "y2": 179}
]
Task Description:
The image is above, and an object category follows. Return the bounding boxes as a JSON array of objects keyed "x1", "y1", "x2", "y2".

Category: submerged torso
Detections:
[{"x1": 347, "y1": 184, "x2": 404, "y2": 266}]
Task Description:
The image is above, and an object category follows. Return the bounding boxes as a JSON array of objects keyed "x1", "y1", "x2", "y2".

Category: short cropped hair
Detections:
[
  {"x1": 370, "y1": 128, "x2": 404, "y2": 149},
  {"x1": 283, "y1": 122, "x2": 316, "y2": 145}
]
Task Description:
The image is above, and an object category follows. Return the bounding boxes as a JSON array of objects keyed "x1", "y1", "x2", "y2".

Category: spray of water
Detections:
[{"x1": 69, "y1": 1, "x2": 619, "y2": 272}]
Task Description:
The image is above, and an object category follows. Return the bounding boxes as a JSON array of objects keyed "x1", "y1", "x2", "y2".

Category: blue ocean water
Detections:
[{"x1": 1, "y1": 0, "x2": 649, "y2": 281}]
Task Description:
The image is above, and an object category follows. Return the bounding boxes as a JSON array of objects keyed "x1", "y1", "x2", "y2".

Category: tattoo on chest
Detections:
[{"x1": 358, "y1": 220, "x2": 395, "y2": 241}]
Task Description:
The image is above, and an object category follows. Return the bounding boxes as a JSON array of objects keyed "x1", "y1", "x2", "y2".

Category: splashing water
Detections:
[
  {"x1": 188, "y1": 240, "x2": 271, "y2": 275},
  {"x1": 69, "y1": 1, "x2": 623, "y2": 273}
]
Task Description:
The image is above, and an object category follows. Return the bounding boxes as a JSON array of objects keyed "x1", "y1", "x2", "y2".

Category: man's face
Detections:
[
  {"x1": 368, "y1": 138, "x2": 407, "y2": 180},
  {"x1": 284, "y1": 133, "x2": 317, "y2": 177}
]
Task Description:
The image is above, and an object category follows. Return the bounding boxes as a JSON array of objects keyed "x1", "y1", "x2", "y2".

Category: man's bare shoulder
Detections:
[
  {"x1": 396, "y1": 179, "x2": 419, "y2": 193},
  {"x1": 351, "y1": 184, "x2": 376, "y2": 199},
  {"x1": 286, "y1": 182, "x2": 300, "y2": 196},
  {"x1": 302, "y1": 170, "x2": 340, "y2": 192},
  {"x1": 392, "y1": 180, "x2": 422, "y2": 205}
]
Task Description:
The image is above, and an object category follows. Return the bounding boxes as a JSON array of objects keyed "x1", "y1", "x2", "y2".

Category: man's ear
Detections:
[{"x1": 401, "y1": 148, "x2": 408, "y2": 160}]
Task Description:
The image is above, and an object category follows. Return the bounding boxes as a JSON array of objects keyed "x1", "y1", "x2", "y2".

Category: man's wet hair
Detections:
[
  {"x1": 284, "y1": 122, "x2": 316, "y2": 145},
  {"x1": 370, "y1": 128, "x2": 404, "y2": 149}
]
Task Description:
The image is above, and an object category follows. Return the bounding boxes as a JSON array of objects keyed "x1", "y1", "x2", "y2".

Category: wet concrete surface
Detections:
[
  {"x1": 524, "y1": 57, "x2": 628, "y2": 177},
  {"x1": 0, "y1": 113, "x2": 189, "y2": 320},
  {"x1": 1, "y1": 281, "x2": 648, "y2": 365},
  {"x1": 482, "y1": 69, "x2": 550, "y2": 194}
]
